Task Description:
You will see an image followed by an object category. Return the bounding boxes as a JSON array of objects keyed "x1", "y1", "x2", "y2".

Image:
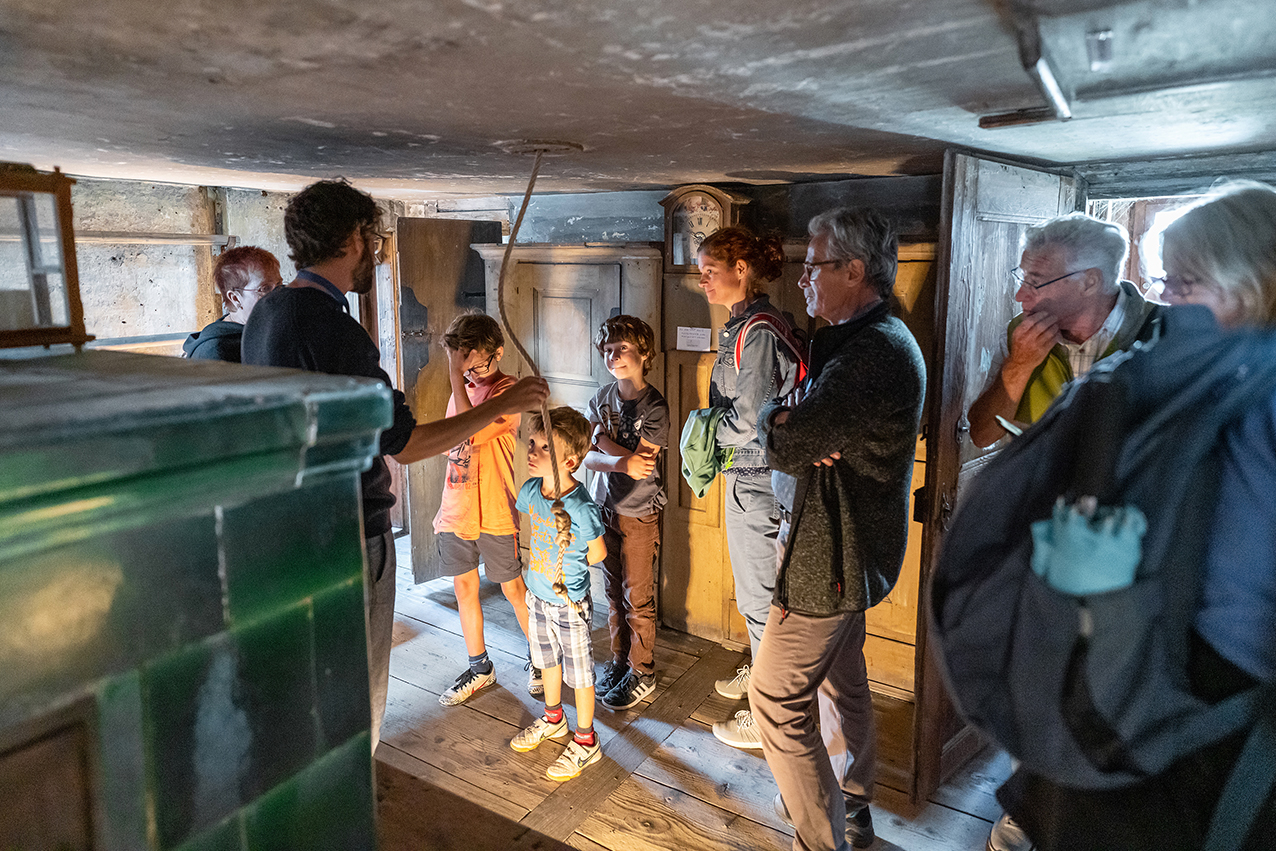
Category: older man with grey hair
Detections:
[
  {"x1": 967, "y1": 213, "x2": 1162, "y2": 850},
  {"x1": 750, "y1": 208, "x2": 925, "y2": 851},
  {"x1": 968, "y1": 212, "x2": 1161, "y2": 448}
]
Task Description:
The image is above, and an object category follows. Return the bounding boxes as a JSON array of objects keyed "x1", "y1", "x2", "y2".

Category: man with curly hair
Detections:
[{"x1": 243, "y1": 179, "x2": 548, "y2": 748}]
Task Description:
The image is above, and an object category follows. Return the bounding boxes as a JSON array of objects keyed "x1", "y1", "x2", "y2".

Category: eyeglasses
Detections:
[
  {"x1": 234, "y1": 280, "x2": 282, "y2": 296},
  {"x1": 464, "y1": 352, "x2": 498, "y2": 377},
  {"x1": 801, "y1": 259, "x2": 841, "y2": 276},
  {"x1": 1151, "y1": 275, "x2": 1199, "y2": 299},
  {"x1": 363, "y1": 229, "x2": 390, "y2": 255},
  {"x1": 1010, "y1": 267, "x2": 1089, "y2": 290}
]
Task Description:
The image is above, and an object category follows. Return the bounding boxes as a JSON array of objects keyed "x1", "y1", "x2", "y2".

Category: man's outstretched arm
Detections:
[{"x1": 393, "y1": 376, "x2": 549, "y2": 463}]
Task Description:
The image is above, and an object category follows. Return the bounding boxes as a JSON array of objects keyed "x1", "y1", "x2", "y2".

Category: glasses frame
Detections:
[
  {"x1": 1011, "y1": 267, "x2": 1090, "y2": 290},
  {"x1": 463, "y1": 351, "x2": 499, "y2": 378},
  {"x1": 801, "y1": 259, "x2": 841, "y2": 276}
]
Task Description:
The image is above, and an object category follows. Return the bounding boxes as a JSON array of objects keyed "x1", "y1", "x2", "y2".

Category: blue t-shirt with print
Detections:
[{"x1": 516, "y1": 478, "x2": 605, "y2": 604}]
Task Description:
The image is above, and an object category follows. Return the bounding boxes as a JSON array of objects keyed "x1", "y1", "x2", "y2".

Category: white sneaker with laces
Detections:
[
  {"x1": 510, "y1": 715, "x2": 569, "y2": 752},
  {"x1": 525, "y1": 658, "x2": 544, "y2": 697},
  {"x1": 712, "y1": 708, "x2": 763, "y2": 749},
  {"x1": 546, "y1": 737, "x2": 601, "y2": 781},
  {"x1": 438, "y1": 666, "x2": 496, "y2": 706},
  {"x1": 715, "y1": 664, "x2": 751, "y2": 700}
]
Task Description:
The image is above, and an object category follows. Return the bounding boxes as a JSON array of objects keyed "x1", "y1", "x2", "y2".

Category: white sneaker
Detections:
[
  {"x1": 525, "y1": 658, "x2": 544, "y2": 697},
  {"x1": 987, "y1": 812, "x2": 1035, "y2": 851},
  {"x1": 510, "y1": 715, "x2": 569, "y2": 752},
  {"x1": 546, "y1": 737, "x2": 601, "y2": 781},
  {"x1": 715, "y1": 664, "x2": 751, "y2": 699},
  {"x1": 438, "y1": 667, "x2": 496, "y2": 706},
  {"x1": 712, "y1": 709, "x2": 763, "y2": 749}
]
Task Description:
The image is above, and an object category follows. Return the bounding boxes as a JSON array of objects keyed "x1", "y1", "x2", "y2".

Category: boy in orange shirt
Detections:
[{"x1": 434, "y1": 313, "x2": 538, "y2": 705}]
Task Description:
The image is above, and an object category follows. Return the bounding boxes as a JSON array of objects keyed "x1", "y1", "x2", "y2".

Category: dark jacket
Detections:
[
  {"x1": 242, "y1": 287, "x2": 416, "y2": 538},
  {"x1": 182, "y1": 318, "x2": 244, "y2": 362},
  {"x1": 759, "y1": 301, "x2": 925, "y2": 616}
]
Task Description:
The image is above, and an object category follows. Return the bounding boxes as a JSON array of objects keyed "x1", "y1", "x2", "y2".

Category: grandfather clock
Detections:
[{"x1": 658, "y1": 184, "x2": 750, "y2": 272}]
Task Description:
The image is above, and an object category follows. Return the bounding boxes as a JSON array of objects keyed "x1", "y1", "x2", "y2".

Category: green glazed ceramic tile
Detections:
[
  {"x1": 243, "y1": 732, "x2": 375, "y2": 851},
  {"x1": 221, "y1": 476, "x2": 363, "y2": 626},
  {"x1": 229, "y1": 604, "x2": 320, "y2": 802},
  {"x1": 0, "y1": 515, "x2": 223, "y2": 725},
  {"x1": 171, "y1": 813, "x2": 245, "y2": 851},
  {"x1": 97, "y1": 672, "x2": 149, "y2": 851},
  {"x1": 311, "y1": 580, "x2": 370, "y2": 751},
  {"x1": 144, "y1": 634, "x2": 243, "y2": 851}
]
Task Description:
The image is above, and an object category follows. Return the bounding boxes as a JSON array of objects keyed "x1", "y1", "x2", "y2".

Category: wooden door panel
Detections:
[
  {"x1": 912, "y1": 150, "x2": 1081, "y2": 802},
  {"x1": 394, "y1": 217, "x2": 502, "y2": 583}
]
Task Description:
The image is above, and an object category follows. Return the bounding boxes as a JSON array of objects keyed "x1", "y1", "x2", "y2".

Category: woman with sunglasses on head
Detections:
[
  {"x1": 694, "y1": 226, "x2": 806, "y2": 748},
  {"x1": 1003, "y1": 182, "x2": 1276, "y2": 851}
]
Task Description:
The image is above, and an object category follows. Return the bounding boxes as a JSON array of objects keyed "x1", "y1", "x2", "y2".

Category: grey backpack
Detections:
[{"x1": 929, "y1": 306, "x2": 1276, "y2": 849}]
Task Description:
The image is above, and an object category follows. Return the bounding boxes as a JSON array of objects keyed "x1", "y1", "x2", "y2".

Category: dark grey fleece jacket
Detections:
[{"x1": 759, "y1": 301, "x2": 925, "y2": 616}]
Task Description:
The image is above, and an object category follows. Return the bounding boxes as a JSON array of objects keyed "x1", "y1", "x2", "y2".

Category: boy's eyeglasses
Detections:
[{"x1": 465, "y1": 352, "x2": 498, "y2": 376}]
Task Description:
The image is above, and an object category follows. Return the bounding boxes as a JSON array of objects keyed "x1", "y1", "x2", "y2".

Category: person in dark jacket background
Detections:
[
  {"x1": 751, "y1": 208, "x2": 925, "y2": 851},
  {"x1": 182, "y1": 245, "x2": 283, "y2": 361}
]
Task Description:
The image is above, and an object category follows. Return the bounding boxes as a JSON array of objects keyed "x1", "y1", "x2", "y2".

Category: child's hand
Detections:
[
  {"x1": 621, "y1": 452, "x2": 656, "y2": 480},
  {"x1": 445, "y1": 344, "x2": 469, "y2": 376}
]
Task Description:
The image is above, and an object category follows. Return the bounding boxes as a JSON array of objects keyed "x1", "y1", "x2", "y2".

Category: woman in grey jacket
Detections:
[{"x1": 696, "y1": 226, "x2": 804, "y2": 748}]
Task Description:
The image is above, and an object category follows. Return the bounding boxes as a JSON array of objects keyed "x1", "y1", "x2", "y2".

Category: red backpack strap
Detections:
[{"x1": 734, "y1": 314, "x2": 808, "y2": 383}]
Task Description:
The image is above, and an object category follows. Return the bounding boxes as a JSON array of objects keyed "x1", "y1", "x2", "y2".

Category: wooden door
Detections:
[
  {"x1": 393, "y1": 217, "x2": 503, "y2": 583},
  {"x1": 912, "y1": 150, "x2": 1081, "y2": 799}
]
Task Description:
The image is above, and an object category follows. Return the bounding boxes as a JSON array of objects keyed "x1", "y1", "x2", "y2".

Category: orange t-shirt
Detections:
[{"x1": 432, "y1": 373, "x2": 520, "y2": 539}]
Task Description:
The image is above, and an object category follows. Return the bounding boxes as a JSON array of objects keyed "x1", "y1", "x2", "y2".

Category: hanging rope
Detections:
[{"x1": 494, "y1": 150, "x2": 581, "y2": 616}]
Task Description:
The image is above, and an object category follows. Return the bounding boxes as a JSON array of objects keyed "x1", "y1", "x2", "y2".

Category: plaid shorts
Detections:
[{"x1": 526, "y1": 590, "x2": 595, "y2": 689}]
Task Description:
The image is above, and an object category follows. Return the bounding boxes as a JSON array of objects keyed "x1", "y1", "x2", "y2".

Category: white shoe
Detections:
[
  {"x1": 546, "y1": 737, "x2": 601, "y2": 781},
  {"x1": 510, "y1": 715, "x2": 569, "y2": 752},
  {"x1": 715, "y1": 664, "x2": 751, "y2": 699},
  {"x1": 987, "y1": 812, "x2": 1034, "y2": 851},
  {"x1": 712, "y1": 709, "x2": 763, "y2": 749},
  {"x1": 525, "y1": 658, "x2": 544, "y2": 697},
  {"x1": 438, "y1": 667, "x2": 496, "y2": 706}
]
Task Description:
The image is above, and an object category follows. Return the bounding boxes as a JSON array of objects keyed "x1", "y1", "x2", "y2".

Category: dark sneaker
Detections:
[
  {"x1": 597, "y1": 659, "x2": 628, "y2": 695},
  {"x1": 846, "y1": 804, "x2": 875, "y2": 848},
  {"x1": 438, "y1": 666, "x2": 495, "y2": 706},
  {"x1": 601, "y1": 671, "x2": 655, "y2": 710},
  {"x1": 774, "y1": 793, "x2": 874, "y2": 848}
]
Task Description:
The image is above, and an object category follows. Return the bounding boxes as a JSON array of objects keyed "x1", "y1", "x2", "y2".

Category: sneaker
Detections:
[
  {"x1": 597, "y1": 659, "x2": 627, "y2": 695},
  {"x1": 546, "y1": 737, "x2": 602, "y2": 781},
  {"x1": 438, "y1": 667, "x2": 495, "y2": 706},
  {"x1": 845, "y1": 804, "x2": 875, "y2": 848},
  {"x1": 510, "y1": 715, "x2": 569, "y2": 752},
  {"x1": 987, "y1": 812, "x2": 1034, "y2": 851},
  {"x1": 601, "y1": 670, "x2": 655, "y2": 710},
  {"x1": 525, "y1": 658, "x2": 544, "y2": 697},
  {"x1": 773, "y1": 793, "x2": 874, "y2": 848},
  {"x1": 715, "y1": 664, "x2": 751, "y2": 699},
  {"x1": 712, "y1": 709, "x2": 763, "y2": 749}
]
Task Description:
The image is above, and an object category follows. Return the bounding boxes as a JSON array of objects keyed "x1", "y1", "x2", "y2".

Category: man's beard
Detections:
[{"x1": 351, "y1": 244, "x2": 376, "y2": 295}]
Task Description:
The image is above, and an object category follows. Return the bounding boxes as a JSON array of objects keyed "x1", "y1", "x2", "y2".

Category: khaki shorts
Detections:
[{"x1": 436, "y1": 531, "x2": 522, "y2": 583}]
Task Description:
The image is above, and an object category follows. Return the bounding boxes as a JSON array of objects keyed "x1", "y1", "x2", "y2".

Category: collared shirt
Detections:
[{"x1": 1063, "y1": 286, "x2": 1129, "y2": 377}]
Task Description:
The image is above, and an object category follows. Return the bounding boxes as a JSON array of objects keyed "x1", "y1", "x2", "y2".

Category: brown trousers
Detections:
[{"x1": 601, "y1": 510, "x2": 661, "y2": 676}]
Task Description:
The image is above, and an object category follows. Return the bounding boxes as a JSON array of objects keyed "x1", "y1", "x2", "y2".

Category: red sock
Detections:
[
  {"x1": 574, "y1": 728, "x2": 596, "y2": 747},
  {"x1": 544, "y1": 705, "x2": 564, "y2": 724}
]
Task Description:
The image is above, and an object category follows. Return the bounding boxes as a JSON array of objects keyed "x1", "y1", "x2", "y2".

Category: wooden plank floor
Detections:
[{"x1": 377, "y1": 538, "x2": 1008, "y2": 851}]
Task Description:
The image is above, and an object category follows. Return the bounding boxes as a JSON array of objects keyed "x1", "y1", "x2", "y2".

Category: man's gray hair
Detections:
[
  {"x1": 1022, "y1": 213, "x2": 1128, "y2": 294},
  {"x1": 807, "y1": 207, "x2": 898, "y2": 299}
]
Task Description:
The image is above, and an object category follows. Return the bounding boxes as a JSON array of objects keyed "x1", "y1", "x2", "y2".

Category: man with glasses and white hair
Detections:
[
  {"x1": 751, "y1": 208, "x2": 925, "y2": 850},
  {"x1": 968, "y1": 213, "x2": 1162, "y2": 850},
  {"x1": 968, "y1": 212, "x2": 1162, "y2": 450}
]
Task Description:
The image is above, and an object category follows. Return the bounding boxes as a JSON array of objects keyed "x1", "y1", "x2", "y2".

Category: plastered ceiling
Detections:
[{"x1": 2, "y1": 0, "x2": 1274, "y2": 196}]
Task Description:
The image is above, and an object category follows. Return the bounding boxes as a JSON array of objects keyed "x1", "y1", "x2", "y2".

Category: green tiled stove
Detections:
[{"x1": 0, "y1": 351, "x2": 391, "y2": 851}]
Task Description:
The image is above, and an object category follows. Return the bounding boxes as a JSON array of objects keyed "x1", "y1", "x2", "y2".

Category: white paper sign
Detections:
[{"x1": 676, "y1": 326, "x2": 713, "y2": 352}]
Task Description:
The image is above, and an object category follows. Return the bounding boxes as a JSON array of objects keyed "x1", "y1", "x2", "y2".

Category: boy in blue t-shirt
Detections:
[{"x1": 511, "y1": 406, "x2": 607, "y2": 782}]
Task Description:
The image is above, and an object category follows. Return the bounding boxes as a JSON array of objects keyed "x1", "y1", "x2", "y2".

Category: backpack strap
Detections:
[
  {"x1": 734, "y1": 314, "x2": 808, "y2": 384},
  {"x1": 1203, "y1": 696, "x2": 1276, "y2": 851}
]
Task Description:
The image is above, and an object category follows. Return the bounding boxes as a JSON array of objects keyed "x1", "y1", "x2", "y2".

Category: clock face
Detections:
[{"x1": 672, "y1": 193, "x2": 723, "y2": 266}]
